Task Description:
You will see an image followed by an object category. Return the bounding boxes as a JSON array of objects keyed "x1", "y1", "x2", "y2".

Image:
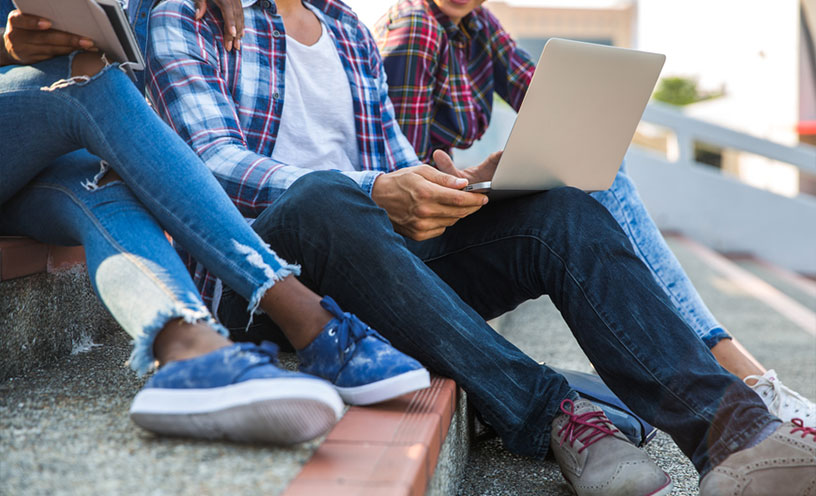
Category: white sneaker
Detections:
[{"x1": 745, "y1": 369, "x2": 816, "y2": 427}]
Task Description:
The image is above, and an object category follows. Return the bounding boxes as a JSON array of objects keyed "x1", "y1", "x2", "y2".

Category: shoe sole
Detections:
[
  {"x1": 335, "y1": 368, "x2": 431, "y2": 405},
  {"x1": 563, "y1": 471, "x2": 672, "y2": 496},
  {"x1": 130, "y1": 378, "x2": 343, "y2": 444}
]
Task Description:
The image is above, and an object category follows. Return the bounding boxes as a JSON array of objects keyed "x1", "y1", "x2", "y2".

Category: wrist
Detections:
[{"x1": 370, "y1": 172, "x2": 389, "y2": 206}]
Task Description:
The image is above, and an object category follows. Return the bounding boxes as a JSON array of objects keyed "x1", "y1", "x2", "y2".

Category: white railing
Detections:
[
  {"x1": 627, "y1": 104, "x2": 816, "y2": 275},
  {"x1": 641, "y1": 103, "x2": 816, "y2": 178}
]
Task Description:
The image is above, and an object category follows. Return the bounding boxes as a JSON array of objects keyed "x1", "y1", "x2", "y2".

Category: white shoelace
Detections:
[{"x1": 746, "y1": 369, "x2": 816, "y2": 427}]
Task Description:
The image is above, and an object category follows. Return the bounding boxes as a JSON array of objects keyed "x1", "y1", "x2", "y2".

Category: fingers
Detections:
[
  {"x1": 8, "y1": 11, "x2": 90, "y2": 48},
  {"x1": 231, "y1": 0, "x2": 244, "y2": 46},
  {"x1": 414, "y1": 164, "x2": 467, "y2": 190},
  {"x1": 4, "y1": 10, "x2": 96, "y2": 65},
  {"x1": 7, "y1": 11, "x2": 51, "y2": 30},
  {"x1": 432, "y1": 149, "x2": 460, "y2": 177},
  {"x1": 193, "y1": 0, "x2": 207, "y2": 18},
  {"x1": 201, "y1": 0, "x2": 245, "y2": 51},
  {"x1": 412, "y1": 180, "x2": 486, "y2": 218},
  {"x1": 30, "y1": 29, "x2": 94, "y2": 49}
]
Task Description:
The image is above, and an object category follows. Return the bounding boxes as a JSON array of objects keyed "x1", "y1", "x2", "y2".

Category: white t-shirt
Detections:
[{"x1": 271, "y1": 18, "x2": 360, "y2": 172}]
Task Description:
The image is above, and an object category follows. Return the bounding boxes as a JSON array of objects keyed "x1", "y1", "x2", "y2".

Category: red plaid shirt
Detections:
[{"x1": 374, "y1": 0, "x2": 535, "y2": 163}]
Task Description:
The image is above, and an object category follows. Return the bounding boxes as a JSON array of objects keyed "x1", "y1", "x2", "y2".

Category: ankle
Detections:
[
  {"x1": 153, "y1": 319, "x2": 231, "y2": 366},
  {"x1": 259, "y1": 277, "x2": 333, "y2": 350}
]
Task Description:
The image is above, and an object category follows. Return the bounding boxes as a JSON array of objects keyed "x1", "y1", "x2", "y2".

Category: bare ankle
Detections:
[
  {"x1": 153, "y1": 319, "x2": 231, "y2": 366},
  {"x1": 259, "y1": 276, "x2": 332, "y2": 350}
]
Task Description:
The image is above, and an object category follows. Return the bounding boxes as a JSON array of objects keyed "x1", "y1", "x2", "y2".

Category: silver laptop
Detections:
[{"x1": 466, "y1": 38, "x2": 665, "y2": 198}]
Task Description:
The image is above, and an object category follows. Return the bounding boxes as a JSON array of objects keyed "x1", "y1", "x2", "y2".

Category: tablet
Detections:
[{"x1": 12, "y1": 0, "x2": 144, "y2": 70}]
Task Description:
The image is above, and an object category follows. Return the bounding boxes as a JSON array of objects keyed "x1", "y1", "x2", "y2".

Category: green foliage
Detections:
[{"x1": 653, "y1": 77, "x2": 722, "y2": 106}]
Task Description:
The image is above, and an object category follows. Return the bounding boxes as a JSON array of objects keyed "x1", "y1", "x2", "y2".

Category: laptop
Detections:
[{"x1": 465, "y1": 38, "x2": 665, "y2": 198}]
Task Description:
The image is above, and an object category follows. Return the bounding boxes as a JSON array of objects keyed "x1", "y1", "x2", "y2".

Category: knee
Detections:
[
  {"x1": 258, "y1": 171, "x2": 386, "y2": 233},
  {"x1": 540, "y1": 186, "x2": 604, "y2": 220},
  {"x1": 287, "y1": 170, "x2": 363, "y2": 206},
  {"x1": 71, "y1": 52, "x2": 106, "y2": 78},
  {"x1": 537, "y1": 187, "x2": 630, "y2": 248}
]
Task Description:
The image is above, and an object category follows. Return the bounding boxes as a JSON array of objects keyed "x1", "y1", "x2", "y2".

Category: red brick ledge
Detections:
[
  {"x1": 284, "y1": 375, "x2": 458, "y2": 496},
  {"x1": 0, "y1": 237, "x2": 85, "y2": 281}
]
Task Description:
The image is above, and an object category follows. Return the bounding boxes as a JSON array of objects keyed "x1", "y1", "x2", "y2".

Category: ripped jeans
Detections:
[{"x1": 0, "y1": 54, "x2": 298, "y2": 373}]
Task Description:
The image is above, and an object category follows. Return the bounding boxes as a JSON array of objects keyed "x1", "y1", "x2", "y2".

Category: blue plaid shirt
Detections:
[
  {"x1": 138, "y1": 0, "x2": 421, "y2": 308},
  {"x1": 143, "y1": 0, "x2": 421, "y2": 219}
]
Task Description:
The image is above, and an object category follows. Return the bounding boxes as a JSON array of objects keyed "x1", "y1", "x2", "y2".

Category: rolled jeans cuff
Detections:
[
  {"x1": 129, "y1": 308, "x2": 229, "y2": 376},
  {"x1": 701, "y1": 327, "x2": 732, "y2": 349}
]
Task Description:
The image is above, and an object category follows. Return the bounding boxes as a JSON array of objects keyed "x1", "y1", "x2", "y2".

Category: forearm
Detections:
[{"x1": 202, "y1": 143, "x2": 383, "y2": 217}]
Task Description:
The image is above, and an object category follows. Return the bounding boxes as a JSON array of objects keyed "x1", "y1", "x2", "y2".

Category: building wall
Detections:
[{"x1": 485, "y1": 1, "x2": 636, "y2": 49}]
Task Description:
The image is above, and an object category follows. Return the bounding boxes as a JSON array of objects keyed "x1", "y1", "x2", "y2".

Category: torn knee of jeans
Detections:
[
  {"x1": 71, "y1": 52, "x2": 107, "y2": 78},
  {"x1": 97, "y1": 168, "x2": 123, "y2": 187},
  {"x1": 81, "y1": 160, "x2": 114, "y2": 191},
  {"x1": 41, "y1": 52, "x2": 114, "y2": 92}
]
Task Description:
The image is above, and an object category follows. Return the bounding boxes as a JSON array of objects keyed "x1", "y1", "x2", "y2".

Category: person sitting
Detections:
[
  {"x1": 0, "y1": 1, "x2": 429, "y2": 444},
  {"x1": 373, "y1": 0, "x2": 815, "y2": 427},
  {"x1": 137, "y1": 0, "x2": 815, "y2": 494}
]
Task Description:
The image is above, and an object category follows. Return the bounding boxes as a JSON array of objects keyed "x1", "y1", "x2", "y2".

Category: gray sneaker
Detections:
[
  {"x1": 699, "y1": 419, "x2": 816, "y2": 496},
  {"x1": 549, "y1": 399, "x2": 672, "y2": 496}
]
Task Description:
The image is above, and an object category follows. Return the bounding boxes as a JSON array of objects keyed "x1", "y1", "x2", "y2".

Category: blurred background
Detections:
[{"x1": 349, "y1": 0, "x2": 816, "y2": 277}]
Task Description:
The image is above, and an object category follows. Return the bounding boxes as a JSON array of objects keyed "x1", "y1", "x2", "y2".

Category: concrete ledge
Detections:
[{"x1": 0, "y1": 263, "x2": 119, "y2": 381}]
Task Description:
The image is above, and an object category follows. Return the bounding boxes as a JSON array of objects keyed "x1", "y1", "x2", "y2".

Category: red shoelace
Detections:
[
  {"x1": 556, "y1": 399, "x2": 619, "y2": 453},
  {"x1": 791, "y1": 418, "x2": 816, "y2": 440}
]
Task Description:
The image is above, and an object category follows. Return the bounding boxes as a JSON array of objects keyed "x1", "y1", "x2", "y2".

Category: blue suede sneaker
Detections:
[
  {"x1": 130, "y1": 342, "x2": 343, "y2": 444},
  {"x1": 297, "y1": 296, "x2": 430, "y2": 405}
]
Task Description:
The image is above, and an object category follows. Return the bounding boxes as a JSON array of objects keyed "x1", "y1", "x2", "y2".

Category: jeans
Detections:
[
  {"x1": 0, "y1": 54, "x2": 298, "y2": 373},
  {"x1": 218, "y1": 170, "x2": 775, "y2": 476},
  {"x1": 591, "y1": 164, "x2": 731, "y2": 348}
]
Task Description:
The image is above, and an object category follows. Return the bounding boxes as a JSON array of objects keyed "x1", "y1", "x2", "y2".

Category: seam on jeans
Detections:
[
  {"x1": 602, "y1": 184, "x2": 722, "y2": 341},
  {"x1": 29, "y1": 182, "x2": 211, "y2": 320},
  {"x1": 421, "y1": 231, "x2": 719, "y2": 430}
]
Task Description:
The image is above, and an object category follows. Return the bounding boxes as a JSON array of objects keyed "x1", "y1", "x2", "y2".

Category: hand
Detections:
[
  {"x1": 194, "y1": 0, "x2": 244, "y2": 51},
  {"x1": 1, "y1": 10, "x2": 95, "y2": 66},
  {"x1": 371, "y1": 165, "x2": 488, "y2": 241},
  {"x1": 433, "y1": 149, "x2": 503, "y2": 185}
]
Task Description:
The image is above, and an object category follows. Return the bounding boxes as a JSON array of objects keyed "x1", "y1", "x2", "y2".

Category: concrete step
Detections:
[
  {"x1": 0, "y1": 237, "x2": 117, "y2": 381},
  {"x1": 727, "y1": 255, "x2": 816, "y2": 312}
]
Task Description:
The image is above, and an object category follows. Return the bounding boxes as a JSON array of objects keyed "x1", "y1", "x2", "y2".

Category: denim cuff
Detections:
[{"x1": 701, "y1": 326, "x2": 732, "y2": 349}]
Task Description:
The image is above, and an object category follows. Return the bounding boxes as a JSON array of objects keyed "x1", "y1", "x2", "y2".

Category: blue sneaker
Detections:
[
  {"x1": 130, "y1": 342, "x2": 343, "y2": 444},
  {"x1": 297, "y1": 296, "x2": 430, "y2": 405}
]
